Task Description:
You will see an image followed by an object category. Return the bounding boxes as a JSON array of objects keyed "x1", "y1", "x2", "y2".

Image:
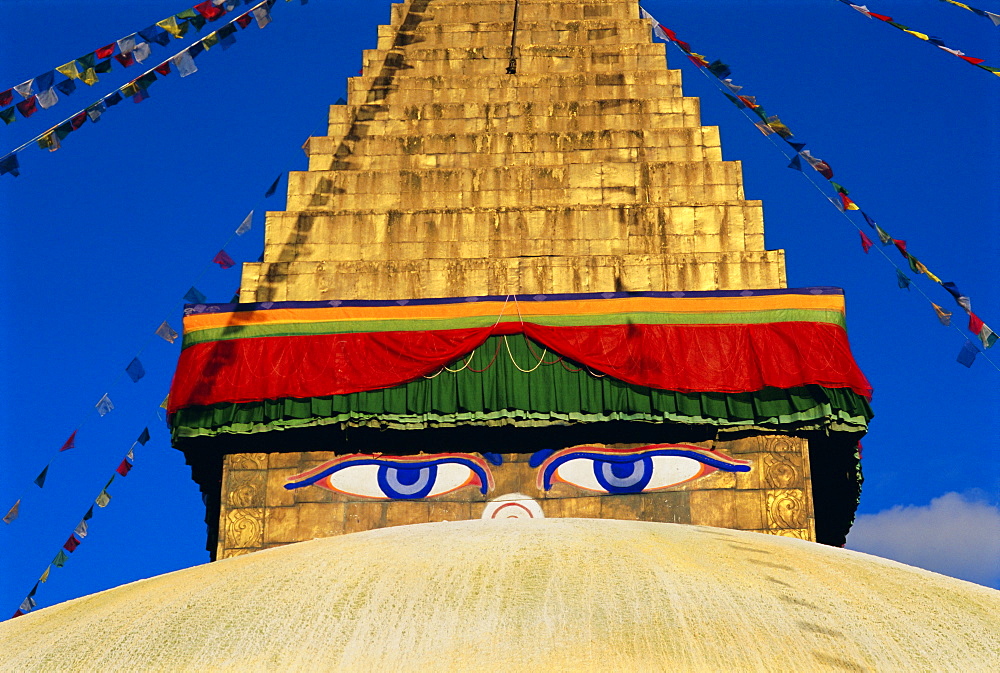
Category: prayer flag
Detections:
[
  {"x1": 172, "y1": 50, "x2": 198, "y2": 77},
  {"x1": 897, "y1": 269, "x2": 911, "y2": 289},
  {"x1": 14, "y1": 80, "x2": 35, "y2": 99},
  {"x1": 722, "y1": 79, "x2": 742, "y2": 94},
  {"x1": 86, "y1": 101, "x2": 106, "y2": 122},
  {"x1": 117, "y1": 34, "x2": 137, "y2": 55},
  {"x1": 56, "y1": 78, "x2": 77, "y2": 95},
  {"x1": 754, "y1": 121, "x2": 774, "y2": 136},
  {"x1": 95, "y1": 43, "x2": 115, "y2": 59},
  {"x1": 723, "y1": 93, "x2": 745, "y2": 109},
  {"x1": 139, "y1": 26, "x2": 171, "y2": 46},
  {"x1": 156, "y1": 321, "x2": 179, "y2": 343},
  {"x1": 53, "y1": 550, "x2": 69, "y2": 567},
  {"x1": 127, "y1": 447, "x2": 134, "y2": 461},
  {"x1": 861, "y1": 211, "x2": 877, "y2": 229},
  {"x1": 35, "y1": 71, "x2": 55, "y2": 91},
  {"x1": 16, "y1": 96, "x2": 38, "y2": 118},
  {"x1": 850, "y1": 4, "x2": 872, "y2": 18},
  {"x1": 941, "y1": 282, "x2": 972, "y2": 312},
  {"x1": 957, "y1": 340, "x2": 978, "y2": 367},
  {"x1": 126, "y1": 357, "x2": 145, "y2": 383},
  {"x1": 137, "y1": 427, "x2": 151, "y2": 445},
  {"x1": 787, "y1": 141, "x2": 807, "y2": 152},
  {"x1": 334, "y1": 97, "x2": 347, "y2": 105},
  {"x1": 214, "y1": 250, "x2": 236, "y2": 269},
  {"x1": 157, "y1": 17, "x2": 189, "y2": 38},
  {"x1": 96, "y1": 394, "x2": 114, "y2": 417},
  {"x1": 95, "y1": 490, "x2": 111, "y2": 508},
  {"x1": 252, "y1": 5, "x2": 273, "y2": 28},
  {"x1": 800, "y1": 150, "x2": 833, "y2": 179},
  {"x1": 893, "y1": 239, "x2": 907, "y2": 256},
  {"x1": 195, "y1": 1, "x2": 226, "y2": 20},
  {"x1": 74, "y1": 520, "x2": 88, "y2": 539},
  {"x1": 859, "y1": 230, "x2": 873, "y2": 253},
  {"x1": 155, "y1": 63, "x2": 172, "y2": 76},
  {"x1": 83, "y1": 506, "x2": 94, "y2": 521},
  {"x1": 133, "y1": 42, "x2": 151, "y2": 63},
  {"x1": 0, "y1": 107, "x2": 14, "y2": 125},
  {"x1": 77, "y1": 53, "x2": 96, "y2": 70},
  {"x1": 203, "y1": 32, "x2": 220, "y2": 49},
  {"x1": 218, "y1": 23, "x2": 237, "y2": 39},
  {"x1": 117, "y1": 460, "x2": 133, "y2": 477},
  {"x1": 829, "y1": 196, "x2": 844, "y2": 212},
  {"x1": 3, "y1": 500, "x2": 20, "y2": 524},
  {"x1": 64, "y1": 535, "x2": 81, "y2": 552},
  {"x1": 908, "y1": 254, "x2": 922, "y2": 274},
  {"x1": 105, "y1": 91, "x2": 123, "y2": 107},
  {"x1": 34, "y1": 466, "x2": 49, "y2": 488},
  {"x1": 831, "y1": 182, "x2": 849, "y2": 195},
  {"x1": 969, "y1": 313, "x2": 998, "y2": 348},
  {"x1": 177, "y1": 9, "x2": 198, "y2": 19},
  {"x1": 839, "y1": 193, "x2": 859, "y2": 210},
  {"x1": 220, "y1": 32, "x2": 237, "y2": 50},
  {"x1": 95, "y1": 59, "x2": 113, "y2": 74},
  {"x1": 0, "y1": 153, "x2": 21, "y2": 177},
  {"x1": 265, "y1": 173, "x2": 283, "y2": 197},
  {"x1": 0, "y1": 89, "x2": 11, "y2": 106},
  {"x1": 986, "y1": 12, "x2": 1000, "y2": 27},
  {"x1": 932, "y1": 303, "x2": 952, "y2": 326},
  {"x1": 160, "y1": 395, "x2": 169, "y2": 410},
  {"x1": 60, "y1": 430, "x2": 77, "y2": 452},
  {"x1": 916, "y1": 261, "x2": 941, "y2": 283},
  {"x1": 12, "y1": 611, "x2": 24, "y2": 619},
  {"x1": 236, "y1": 13, "x2": 253, "y2": 28},
  {"x1": 184, "y1": 286, "x2": 207, "y2": 304},
  {"x1": 56, "y1": 62, "x2": 80, "y2": 80},
  {"x1": 870, "y1": 12, "x2": 893, "y2": 21},
  {"x1": 80, "y1": 68, "x2": 99, "y2": 86},
  {"x1": 36, "y1": 87, "x2": 58, "y2": 110},
  {"x1": 114, "y1": 52, "x2": 136, "y2": 68},
  {"x1": 236, "y1": 211, "x2": 255, "y2": 236},
  {"x1": 19, "y1": 597, "x2": 35, "y2": 613},
  {"x1": 133, "y1": 88, "x2": 150, "y2": 104},
  {"x1": 188, "y1": 42, "x2": 205, "y2": 59},
  {"x1": 766, "y1": 116, "x2": 793, "y2": 139},
  {"x1": 707, "y1": 60, "x2": 731, "y2": 78},
  {"x1": 39, "y1": 566, "x2": 50, "y2": 583},
  {"x1": 875, "y1": 225, "x2": 892, "y2": 245}
]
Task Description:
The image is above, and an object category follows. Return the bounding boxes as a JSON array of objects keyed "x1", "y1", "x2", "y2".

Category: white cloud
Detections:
[{"x1": 846, "y1": 492, "x2": 1000, "y2": 589}]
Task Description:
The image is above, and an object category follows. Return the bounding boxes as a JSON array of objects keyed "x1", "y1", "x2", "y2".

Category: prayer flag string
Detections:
[
  {"x1": 0, "y1": 0, "x2": 270, "y2": 123},
  {"x1": 837, "y1": 1, "x2": 1000, "y2": 77},
  {"x1": 640, "y1": 6, "x2": 998, "y2": 371},
  {"x1": 0, "y1": 0, "x2": 280, "y2": 177},
  {"x1": 936, "y1": 0, "x2": 1000, "y2": 29}
]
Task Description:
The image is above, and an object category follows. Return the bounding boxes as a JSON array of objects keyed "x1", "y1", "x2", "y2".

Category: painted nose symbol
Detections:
[{"x1": 482, "y1": 493, "x2": 545, "y2": 519}]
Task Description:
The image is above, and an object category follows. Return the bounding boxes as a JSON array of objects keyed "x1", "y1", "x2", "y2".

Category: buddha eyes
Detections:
[
  {"x1": 534, "y1": 445, "x2": 751, "y2": 495},
  {"x1": 284, "y1": 454, "x2": 494, "y2": 500},
  {"x1": 284, "y1": 446, "x2": 750, "y2": 500}
]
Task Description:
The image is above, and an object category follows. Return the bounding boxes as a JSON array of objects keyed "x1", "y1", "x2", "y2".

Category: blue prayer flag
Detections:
[
  {"x1": 56, "y1": 78, "x2": 77, "y2": 96},
  {"x1": 0, "y1": 153, "x2": 20, "y2": 177},
  {"x1": 787, "y1": 154, "x2": 802, "y2": 171},
  {"x1": 957, "y1": 340, "x2": 979, "y2": 368},
  {"x1": 264, "y1": 174, "x2": 282, "y2": 197},
  {"x1": 896, "y1": 269, "x2": 911, "y2": 289},
  {"x1": 184, "y1": 286, "x2": 207, "y2": 304},
  {"x1": 138, "y1": 427, "x2": 151, "y2": 445},
  {"x1": 125, "y1": 357, "x2": 145, "y2": 382},
  {"x1": 941, "y1": 282, "x2": 971, "y2": 313},
  {"x1": 34, "y1": 466, "x2": 49, "y2": 488}
]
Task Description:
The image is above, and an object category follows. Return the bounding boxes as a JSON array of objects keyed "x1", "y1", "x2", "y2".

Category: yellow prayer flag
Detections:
[
  {"x1": 39, "y1": 566, "x2": 50, "y2": 583},
  {"x1": 916, "y1": 261, "x2": 942, "y2": 283},
  {"x1": 903, "y1": 29, "x2": 930, "y2": 40},
  {"x1": 80, "y1": 68, "x2": 99, "y2": 86},
  {"x1": 160, "y1": 395, "x2": 169, "y2": 410},
  {"x1": 37, "y1": 131, "x2": 60, "y2": 152},
  {"x1": 203, "y1": 32, "x2": 220, "y2": 50},
  {"x1": 157, "y1": 17, "x2": 189, "y2": 39},
  {"x1": 56, "y1": 61, "x2": 80, "y2": 80},
  {"x1": 122, "y1": 83, "x2": 138, "y2": 97}
]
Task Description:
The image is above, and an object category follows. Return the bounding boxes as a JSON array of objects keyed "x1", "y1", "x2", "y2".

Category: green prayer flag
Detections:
[
  {"x1": 52, "y1": 550, "x2": 69, "y2": 568},
  {"x1": 76, "y1": 53, "x2": 96, "y2": 70},
  {"x1": 94, "y1": 59, "x2": 113, "y2": 74},
  {"x1": 80, "y1": 68, "x2": 99, "y2": 86},
  {"x1": 189, "y1": 15, "x2": 207, "y2": 31},
  {"x1": 907, "y1": 254, "x2": 922, "y2": 274},
  {"x1": 875, "y1": 225, "x2": 892, "y2": 245},
  {"x1": 157, "y1": 17, "x2": 189, "y2": 39},
  {"x1": 0, "y1": 107, "x2": 15, "y2": 125},
  {"x1": 176, "y1": 9, "x2": 197, "y2": 20},
  {"x1": 830, "y1": 182, "x2": 849, "y2": 195},
  {"x1": 202, "y1": 32, "x2": 220, "y2": 49}
]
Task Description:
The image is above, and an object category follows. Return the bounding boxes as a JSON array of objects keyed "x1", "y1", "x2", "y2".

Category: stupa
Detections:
[{"x1": 164, "y1": 0, "x2": 872, "y2": 560}]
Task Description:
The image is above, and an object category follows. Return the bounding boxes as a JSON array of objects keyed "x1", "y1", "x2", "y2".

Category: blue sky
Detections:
[{"x1": 1, "y1": 0, "x2": 998, "y2": 615}]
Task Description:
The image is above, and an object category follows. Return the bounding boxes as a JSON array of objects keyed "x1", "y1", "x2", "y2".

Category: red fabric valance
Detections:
[{"x1": 168, "y1": 321, "x2": 871, "y2": 413}]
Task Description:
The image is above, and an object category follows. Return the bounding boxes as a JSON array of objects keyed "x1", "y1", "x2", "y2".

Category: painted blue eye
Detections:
[
  {"x1": 377, "y1": 465, "x2": 435, "y2": 499},
  {"x1": 594, "y1": 457, "x2": 653, "y2": 494}
]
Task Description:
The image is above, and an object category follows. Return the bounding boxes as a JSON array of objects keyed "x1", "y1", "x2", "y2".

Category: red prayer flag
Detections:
[
  {"x1": 892, "y1": 239, "x2": 908, "y2": 257},
  {"x1": 155, "y1": 63, "x2": 171, "y2": 76},
  {"x1": 116, "y1": 460, "x2": 133, "y2": 477},
  {"x1": 870, "y1": 12, "x2": 893, "y2": 21},
  {"x1": 63, "y1": 535, "x2": 80, "y2": 552},
  {"x1": 0, "y1": 89, "x2": 12, "y2": 107},
  {"x1": 959, "y1": 55, "x2": 986, "y2": 65},
  {"x1": 194, "y1": 1, "x2": 225, "y2": 20},
  {"x1": 95, "y1": 43, "x2": 115, "y2": 59},
  {"x1": 15, "y1": 96, "x2": 37, "y2": 118},
  {"x1": 859, "y1": 231, "x2": 873, "y2": 253},
  {"x1": 60, "y1": 430, "x2": 77, "y2": 452},
  {"x1": 213, "y1": 250, "x2": 236, "y2": 270},
  {"x1": 12, "y1": 610, "x2": 24, "y2": 618},
  {"x1": 70, "y1": 112, "x2": 87, "y2": 130},
  {"x1": 236, "y1": 13, "x2": 253, "y2": 29},
  {"x1": 114, "y1": 52, "x2": 136, "y2": 68},
  {"x1": 969, "y1": 312, "x2": 985, "y2": 335}
]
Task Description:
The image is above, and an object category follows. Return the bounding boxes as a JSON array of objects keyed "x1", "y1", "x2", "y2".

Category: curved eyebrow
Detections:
[
  {"x1": 535, "y1": 445, "x2": 750, "y2": 490},
  {"x1": 284, "y1": 453, "x2": 495, "y2": 494}
]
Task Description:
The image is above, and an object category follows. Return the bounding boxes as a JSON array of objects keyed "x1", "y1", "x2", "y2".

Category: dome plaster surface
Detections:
[{"x1": 1, "y1": 519, "x2": 998, "y2": 672}]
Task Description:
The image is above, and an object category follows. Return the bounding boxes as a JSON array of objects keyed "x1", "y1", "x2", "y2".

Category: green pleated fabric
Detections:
[{"x1": 171, "y1": 335, "x2": 873, "y2": 440}]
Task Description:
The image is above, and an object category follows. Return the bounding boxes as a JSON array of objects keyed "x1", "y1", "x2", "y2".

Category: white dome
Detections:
[{"x1": 2, "y1": 519, "x2": 998, "y2": 671}]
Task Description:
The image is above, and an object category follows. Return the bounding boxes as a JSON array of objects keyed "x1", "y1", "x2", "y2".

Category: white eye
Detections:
[
  {"x1": 553, "y1": 458, "x2": 605, "y2": 492},
  {"x1": 285, "y1": 455, "x2": 494, "y2": 500},
  {"x1": 645, "y1": 456, "x2": 713, "y2": 490}
]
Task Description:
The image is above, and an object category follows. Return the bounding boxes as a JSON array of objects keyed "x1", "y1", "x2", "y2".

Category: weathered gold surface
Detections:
[
  {"x1": 216, "y1": 435, "x2": 814, "y2": 557},
  {"x1": 241, "y1": 0, "x2": 785, "y2": 302},
  {"x1": 4, "y1": 520, "x2": 998, "y2": 671}
]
